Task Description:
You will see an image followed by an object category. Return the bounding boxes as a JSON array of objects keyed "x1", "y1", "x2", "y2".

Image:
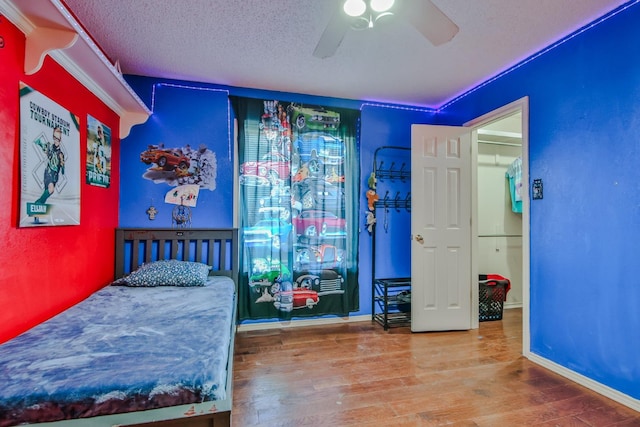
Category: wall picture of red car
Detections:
[
  {"x1": 240, "y1": 153, "x2": 290, "y2": 184},
  {"x1": 140, "y1": 144, "x2": 190, "y2": 171},
  {"x1": 274, "y1": 288, "x2": 319, "y2": 312},
  {"x1": 292, "y1": 209, "x2": 346, "y2": 238}
]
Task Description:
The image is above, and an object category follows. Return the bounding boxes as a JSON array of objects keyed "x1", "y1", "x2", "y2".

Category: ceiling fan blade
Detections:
[
  {"x1": 401, "y1": 0, "x2": 459, "y2": 46},
  {"x1": 313, "y1": 7, "x2": 351, "y2": 58}
]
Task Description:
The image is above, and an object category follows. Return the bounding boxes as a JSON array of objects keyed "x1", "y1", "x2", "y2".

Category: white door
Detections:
[{"x1": 411, "y1": 124, "x2": 472, "y2": 332}]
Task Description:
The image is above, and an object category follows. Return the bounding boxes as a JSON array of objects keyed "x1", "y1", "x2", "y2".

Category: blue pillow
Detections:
[{"x1": 117, "y1": 259, "x2": 212, "y2": 287}]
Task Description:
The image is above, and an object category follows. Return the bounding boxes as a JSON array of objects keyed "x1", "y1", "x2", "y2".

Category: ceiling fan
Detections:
[{"x1": 313, "y1": 0, "x2": 459, "y2": 59}]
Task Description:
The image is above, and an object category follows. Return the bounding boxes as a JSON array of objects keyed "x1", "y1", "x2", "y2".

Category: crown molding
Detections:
[{"x1": 0, "y1": 0, "x2": 151, "y2": 138}]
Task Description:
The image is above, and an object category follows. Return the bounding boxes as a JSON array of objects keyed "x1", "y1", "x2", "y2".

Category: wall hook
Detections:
[
  {"x1": 388, "y1": 162, "x2": 396, "y2": 180},
  {"x1": 399, "y1": 162, "x2": 407, "y2": 181}
]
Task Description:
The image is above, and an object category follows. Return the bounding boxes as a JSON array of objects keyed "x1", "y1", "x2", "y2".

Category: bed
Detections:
[{"x1": 0, "y1": 228, "x2": 238, "y2": 427}]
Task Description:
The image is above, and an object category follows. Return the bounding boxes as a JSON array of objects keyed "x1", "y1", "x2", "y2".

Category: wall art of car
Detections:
[
  {"x1": 249, "y1": 261, "x2": 292, "y2": 295},
  {"x1": 292, "y1": 210, "x2": 346, "y2": 237},
  {"x1": 274, "y1": 288, "x2": 319, "y2": 311},
  {"x1": 259, "y1": 189, "x2": 290, "y2": 208},
  {"x1": 295, "y1": 269, "x2": 345, "y2": 295},
  {"x1": 239, "y1": 175, "x2": 272, "y2": 186},
  {"x1": 291, "y1": 105, "x2": 340, "y2": 131},
  {"x1": 292, "y1": 178, "x2": 344, "y2": 214},
  {"x1": 258, "y1": 205, "x2": 291, "y2": 222},
  {"x1": 240, "y1": 153, "x2": 291, "y2": 183},
  {"x1": 243, "y1": 218, "x2": 292, "y2": 248},
  {"x1": 294, "y1": 244, "x2": 344, "y2": 270},
  {"x1": 295, "y1": 132, "x2": 345, "y2": 166},
  {"x1": 140, "y1": 145, "x2": 190, "y2": 170},
  {"x1": 249, "y1": 261, "x2": 291, "y2": 284}
]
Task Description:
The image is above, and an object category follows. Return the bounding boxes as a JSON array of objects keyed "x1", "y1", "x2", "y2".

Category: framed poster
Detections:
[
  {"x1": 86, "y1": 115, "x2": 111, "y2": 187},
  {"x1": 19, "y1": 83, "x2": 81, "y2": 227}
]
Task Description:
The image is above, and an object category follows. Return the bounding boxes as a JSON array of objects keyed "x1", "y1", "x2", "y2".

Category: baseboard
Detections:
[
  {"x1": 504, "y1": 302, "x2": 523, "y2": 309},
  {"x1": 526, "y1": 353, "x2": 640, "y2": 412},
  {"x1": 237, "y1": 314, "x2": 371, "y2": 332}
]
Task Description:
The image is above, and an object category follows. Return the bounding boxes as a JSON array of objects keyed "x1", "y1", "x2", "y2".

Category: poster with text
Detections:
[
  {"x1": 19, "y1": 83, "x2": 81, "y2": 227},
  {"x1": 86, "y1": 115, "x2": 111, "y2": 187}
]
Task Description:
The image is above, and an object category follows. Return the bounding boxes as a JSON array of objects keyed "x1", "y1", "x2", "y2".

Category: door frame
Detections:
[{"x1": 464, "y1": 96, "x2": 530, "y2": 355}]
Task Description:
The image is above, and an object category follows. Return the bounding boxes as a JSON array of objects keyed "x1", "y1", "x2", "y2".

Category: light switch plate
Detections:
[{"x1": 532, "y1": 179, "x2": 543, "y2": 200}]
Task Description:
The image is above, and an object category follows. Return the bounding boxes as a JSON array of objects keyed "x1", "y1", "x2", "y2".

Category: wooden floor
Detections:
[{"x1": 232, "y1": 309, "x2": 639, "y2": 426}]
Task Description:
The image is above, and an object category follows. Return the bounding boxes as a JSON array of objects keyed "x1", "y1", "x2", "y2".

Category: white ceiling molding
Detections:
[{"x1": 0, "y1": 0, "x2": 150, "y2": 139}]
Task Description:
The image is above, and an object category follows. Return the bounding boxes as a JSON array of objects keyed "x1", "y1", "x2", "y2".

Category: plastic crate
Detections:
[{"x1": 479, "y1": 275, "x2": 510, "y2": 322}]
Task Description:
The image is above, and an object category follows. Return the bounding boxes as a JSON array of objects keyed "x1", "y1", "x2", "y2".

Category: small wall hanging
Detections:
[{"x1": 165, "y1": 184, "x2": 200, "y2": 228}]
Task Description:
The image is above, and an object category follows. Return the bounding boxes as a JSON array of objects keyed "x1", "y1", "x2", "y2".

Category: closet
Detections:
[{"x1": 476, "y1": 113, "x2": 523, "y2": 308}]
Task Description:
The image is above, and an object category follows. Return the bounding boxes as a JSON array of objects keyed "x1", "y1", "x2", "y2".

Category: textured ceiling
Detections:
[{"x1": 61, "y1": 0, "x2": 630, "y2": 108}]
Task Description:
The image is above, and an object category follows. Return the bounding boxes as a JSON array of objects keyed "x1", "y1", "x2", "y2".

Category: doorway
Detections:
[
  {"x1": 466, "y1": 97, "x2": 530, "y2": 352},
  {"x1": 476, "y1": 113, "x2": 523, "y2": 307},
  {"x1": 409, "y1": 97, "x2": 529, "y2": 343}
]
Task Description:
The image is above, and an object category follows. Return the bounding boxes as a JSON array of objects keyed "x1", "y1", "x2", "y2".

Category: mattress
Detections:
[{"x1": 0, "y1": 276, "x2": 235, "y2": 426}]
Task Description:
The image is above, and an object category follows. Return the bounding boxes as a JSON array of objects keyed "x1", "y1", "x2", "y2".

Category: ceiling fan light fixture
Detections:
[
  {"x1": 316, "y1": 0, "x2": 458, "y2": 59},
  {"x1": 351, "y1": 16, "x2": 371, "y2": 31},
  {"x1": 374, "y1": 11, "x2": 393, "y2": 24},
  {"x1": 343, "y1": 0, "x2": 366, "y2": 17},
  {"x1": 370, "y1": 0, "x2": 394, "y2": 13}
]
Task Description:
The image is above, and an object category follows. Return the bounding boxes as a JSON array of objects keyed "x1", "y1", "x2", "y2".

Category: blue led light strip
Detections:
[{"x1": 439, "y1": 0, "x2": 640, "y2": 111}]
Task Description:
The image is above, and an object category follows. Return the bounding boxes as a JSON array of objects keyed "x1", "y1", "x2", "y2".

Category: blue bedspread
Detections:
[{"x1": 0, "y1": 276, "x2": 235, "y2": 426}]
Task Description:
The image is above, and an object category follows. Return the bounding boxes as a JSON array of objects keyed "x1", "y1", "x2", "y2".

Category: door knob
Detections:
[{"x1": 415, "y1": 234, "x2": 424, "y2": 244}]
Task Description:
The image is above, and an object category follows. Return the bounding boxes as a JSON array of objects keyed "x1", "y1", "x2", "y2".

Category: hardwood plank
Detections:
[{"x1": 232, "y1": 309, "x2": 639, "y2": 426}]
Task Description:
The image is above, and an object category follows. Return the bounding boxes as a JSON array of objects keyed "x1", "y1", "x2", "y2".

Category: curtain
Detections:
[{"x1": 232, "y1": 97, "x2": 360, "y2": 321}]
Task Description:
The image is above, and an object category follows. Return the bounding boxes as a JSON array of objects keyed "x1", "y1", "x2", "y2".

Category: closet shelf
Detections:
[{"x1": 478, "y1": 140, "x2": 521, "y2": 147}]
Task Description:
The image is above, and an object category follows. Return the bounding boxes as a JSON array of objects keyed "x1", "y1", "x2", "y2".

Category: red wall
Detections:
[{"x1": 0, "y1": 17, "x2": 120, "y2": 343}]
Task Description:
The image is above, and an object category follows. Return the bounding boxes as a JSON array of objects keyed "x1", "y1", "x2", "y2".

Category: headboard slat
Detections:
[
  {"x1": 145, "y1": 239, "x2": 153, "y2": 263},
  {"x1": 115, "y1": 229, "x2": 238, "y2": 286},
  {"x1": 183, "y1": 239, "x2": 190, "y2": 261},
  {"x1": 208, "y1": 240, "x2": 215, "y2": 269},
  {"x1": 219, "y1": 239, "x2": 228, "y2": 273},
  {"x1": 195, "y1": 239, "x2": 203, "y2": 264},
  {"x1": 131, "y1": 239, "x2": 140, "y2": 272}
]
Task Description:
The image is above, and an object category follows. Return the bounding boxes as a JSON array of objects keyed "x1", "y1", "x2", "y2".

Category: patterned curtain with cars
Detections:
[{"x1": 232, "y1": 97, "x2": 360, "y2": 320}]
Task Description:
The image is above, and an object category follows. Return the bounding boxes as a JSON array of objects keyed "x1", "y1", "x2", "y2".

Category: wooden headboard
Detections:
[{"x1": 115, "y1": 228, "x2": 238, "y2": 284}]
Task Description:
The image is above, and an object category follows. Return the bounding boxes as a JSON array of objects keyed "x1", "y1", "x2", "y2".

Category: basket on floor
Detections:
[{"x1": 479, "y1": 274, "x2": 510, "y2": 321}]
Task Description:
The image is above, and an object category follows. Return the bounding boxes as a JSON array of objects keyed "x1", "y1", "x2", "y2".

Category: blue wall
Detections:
[
  {"x1": 439, "y1": 1, "x2": 640, "y2": 400},
  {"x1": 121, "y1": 77, "x2": 434, "y2": 320},
  {"x1": 358, "y1": 105, "x2": 435, "y2": 314},
  {"x1": 119, "y1": 83, "x2": 234, "y2": 227}
]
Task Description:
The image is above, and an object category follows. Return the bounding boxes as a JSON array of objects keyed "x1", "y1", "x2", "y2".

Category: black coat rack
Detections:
[{"x1": 369, "y1": 145, "x2": 412, "y2": 330}]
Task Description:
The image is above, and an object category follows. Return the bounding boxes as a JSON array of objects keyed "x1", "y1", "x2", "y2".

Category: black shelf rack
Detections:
[{"x1": 373, "y1": 277, "x2": 411, "y2": 330}]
